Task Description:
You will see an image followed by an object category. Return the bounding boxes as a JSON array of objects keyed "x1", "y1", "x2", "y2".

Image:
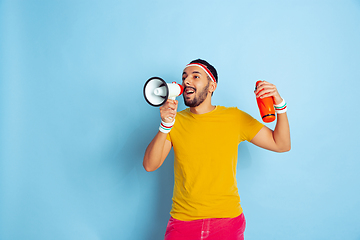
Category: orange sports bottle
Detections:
[{"x1": 255, "y1": 80, "x2": 275, "y2": 123}]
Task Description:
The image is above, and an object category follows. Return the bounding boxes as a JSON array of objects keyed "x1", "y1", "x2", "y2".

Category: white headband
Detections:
[{"x1": 185, "y1": 63, "x2": 216, "y2": 83}]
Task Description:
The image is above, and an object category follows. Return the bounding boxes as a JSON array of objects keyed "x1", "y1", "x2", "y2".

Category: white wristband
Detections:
[
  {"x1": 159, "y1": 118, "x2": 175, "y2": 134},
  {"x1": 274, "y1": 98, "x2": 287, "y2": 114}
]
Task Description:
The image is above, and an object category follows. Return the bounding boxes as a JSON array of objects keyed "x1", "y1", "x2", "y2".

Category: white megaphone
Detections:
[{"x1": 143, "y1": 77, "x2": 184, "y2": 107}]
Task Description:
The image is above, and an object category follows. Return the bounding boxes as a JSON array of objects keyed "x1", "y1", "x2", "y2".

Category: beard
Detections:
[{"x1": 183, "y1": 81, "x2": 210, "y2": 107}]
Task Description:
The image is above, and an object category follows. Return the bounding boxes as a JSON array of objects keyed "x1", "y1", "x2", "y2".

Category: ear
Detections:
[{"x1": 209, "y1": 82, "x2": 217, "y2": 94}]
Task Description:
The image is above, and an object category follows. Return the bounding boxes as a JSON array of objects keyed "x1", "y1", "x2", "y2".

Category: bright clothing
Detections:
[
  {"x1": 164, "y1": 213, "x2": 246, "y2": 240},
  {"x1": 166, "y1": 106, "x2": 264, "y2": 221}
]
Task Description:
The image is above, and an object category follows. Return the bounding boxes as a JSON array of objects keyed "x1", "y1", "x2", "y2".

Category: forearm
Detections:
[
  {"x1": 143, "y1": 131, "x2": 169, "y2": 172},
  {"x1": 273, "y1": 113, "x2": 291, "y2": 152},
  {"x1": 143, "y1": 99, "x2": 177, "y2": 171}
]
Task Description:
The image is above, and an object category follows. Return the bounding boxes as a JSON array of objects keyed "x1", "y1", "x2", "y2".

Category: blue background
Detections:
[{"x1": 1, "y1": 0, "x2": 360, "y2": 239}]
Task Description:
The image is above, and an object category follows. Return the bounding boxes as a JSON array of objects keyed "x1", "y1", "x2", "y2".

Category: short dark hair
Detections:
[{"x1": 189, "y1": 59, "x2": 218, "y2": 84}]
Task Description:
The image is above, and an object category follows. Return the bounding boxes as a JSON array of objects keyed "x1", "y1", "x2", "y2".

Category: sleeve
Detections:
[
  {"x1": 236, "y1": 108, "x2": 264, "y2": 142},
  {"x1": 166, "y1": 113, "x2": 180, "y2": 144},
  {"x1": 166, "y1": 132, "x2": 172, "y2": 143}
]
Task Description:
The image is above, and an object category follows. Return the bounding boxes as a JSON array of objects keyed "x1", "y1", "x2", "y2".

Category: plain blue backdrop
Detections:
[{"x1": 1, "y1": 0, "x2": 360, "y2": 239}]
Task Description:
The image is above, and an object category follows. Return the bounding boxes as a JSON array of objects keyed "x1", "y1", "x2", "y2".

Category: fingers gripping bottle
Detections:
[{"x1": 255, "y1": 81, "x2": 276, "y2": 123}]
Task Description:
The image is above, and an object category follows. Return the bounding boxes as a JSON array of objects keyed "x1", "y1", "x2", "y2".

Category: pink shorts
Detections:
[{"x1": 164, "y1": 213, "x2": 246, "y2": 240}]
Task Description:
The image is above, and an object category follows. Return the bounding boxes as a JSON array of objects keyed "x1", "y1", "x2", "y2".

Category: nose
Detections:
[{"x1": 183, "y1": 76, "x2": 191, "y2": 86}]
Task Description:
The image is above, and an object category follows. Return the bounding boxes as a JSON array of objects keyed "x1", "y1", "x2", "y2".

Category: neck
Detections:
[{"x1": 189, "y1": 97, "x2": 215, "y2": 114}]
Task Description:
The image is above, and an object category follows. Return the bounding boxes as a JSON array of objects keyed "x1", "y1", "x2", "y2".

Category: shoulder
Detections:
[
  {"x1": 175, "y1": 108, "x2": 192, "y2": 121},
  {"x1": 217, "y1": 106, "x2": 247, "y2": 116},
  {"x1": 177, "y1": 108, "x2": 190, "y2": 116},
  {"x1": 217, "y1": 106, "x2": 260, "y2": 123}
]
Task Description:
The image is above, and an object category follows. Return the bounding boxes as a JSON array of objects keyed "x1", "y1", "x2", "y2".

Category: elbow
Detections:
[
  {"x1": 277, "y1": 144, "x2": 291, "y2": 153},
  {"x1": 144, "y1": 167, "x2": 153, "y2": 172},
  {"x1": 143, "y1": 158, "x2": 159, "y2": 172},
  {"x1": 278, "y1": 148, "x2": 291, "y2": 153},
  {"x1": 143, "y1": 165, "x2": 156, "y2": 172}
]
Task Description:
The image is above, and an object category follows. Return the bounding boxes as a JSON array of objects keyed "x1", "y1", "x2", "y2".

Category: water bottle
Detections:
[{"x1": 255, "y1": 81, "x2": 275, "y2": 123}]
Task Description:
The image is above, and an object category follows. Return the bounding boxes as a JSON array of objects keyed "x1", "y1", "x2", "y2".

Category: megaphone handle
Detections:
[{"x1": 169, "y1": 96, "x2": 176, "y2": 100}]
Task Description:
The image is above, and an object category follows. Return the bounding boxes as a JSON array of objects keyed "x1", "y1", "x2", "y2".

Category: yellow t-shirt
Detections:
[{"x1": 166, "y1": 106, "x2": 264, "y2": 221}]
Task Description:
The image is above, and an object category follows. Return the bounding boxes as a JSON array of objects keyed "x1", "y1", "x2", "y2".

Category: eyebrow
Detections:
[{"x1": 182, "y1": 71, "x2": 202, "y2": 75}]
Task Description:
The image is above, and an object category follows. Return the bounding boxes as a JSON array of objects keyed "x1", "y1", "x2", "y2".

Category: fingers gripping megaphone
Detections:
[{"x1": 143, "y1": 77, "x2": 184, "y2": 107}]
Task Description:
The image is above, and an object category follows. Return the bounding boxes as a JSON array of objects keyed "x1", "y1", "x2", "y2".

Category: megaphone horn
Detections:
[{"x1": 143, "y1": 77, "x2": 184, "y2": 107}]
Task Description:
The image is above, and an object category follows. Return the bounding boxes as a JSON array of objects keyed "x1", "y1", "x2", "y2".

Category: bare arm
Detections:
[
  {"x1": 143, "y1": 99, "x2": 178, "y2": 172},
  {"x1": 143, "y1": 133, "x2": 172, "y2": 171},
  {"x1": 251, "y1": 81, "x2": 291, "y2": 152},
  {"x1": 251, "y1": 113, "x2": 290, "y2": 152}
]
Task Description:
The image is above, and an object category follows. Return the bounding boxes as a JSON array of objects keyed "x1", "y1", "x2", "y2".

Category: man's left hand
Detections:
[{"x1": 254, "y1": 80, "x2": 283, "y2": 105}]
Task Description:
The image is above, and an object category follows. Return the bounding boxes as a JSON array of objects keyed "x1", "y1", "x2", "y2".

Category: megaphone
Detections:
[{"x1": 143, "y1": 77, "x2": 184, "y2": 107}]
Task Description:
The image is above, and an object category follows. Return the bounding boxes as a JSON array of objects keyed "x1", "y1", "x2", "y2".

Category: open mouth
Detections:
[{"x1": 184, "y1": 87, "x2": 196, "y2": 96}]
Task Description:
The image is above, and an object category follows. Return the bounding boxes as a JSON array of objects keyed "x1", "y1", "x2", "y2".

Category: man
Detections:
[{"x1": 143, "y1": 59, "x2": 291, "y2": 240}]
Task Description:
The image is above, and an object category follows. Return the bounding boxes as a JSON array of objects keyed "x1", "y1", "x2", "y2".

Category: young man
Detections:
[{"x1": 143, "y1": 59, "x2": 291, "y2": 240}]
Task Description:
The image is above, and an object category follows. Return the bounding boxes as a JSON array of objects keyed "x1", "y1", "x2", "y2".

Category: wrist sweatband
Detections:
[
  {"x1": 274, "y1": 98, "x2": 287, "y2": 114},
  {"x1": 159, "y1": 119, "x2": 175, "y2": 134}
]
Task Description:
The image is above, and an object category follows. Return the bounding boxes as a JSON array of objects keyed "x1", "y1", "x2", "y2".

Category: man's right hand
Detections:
[{"x1": 160, "y1": 99, "x2": 178, "y2": 123}]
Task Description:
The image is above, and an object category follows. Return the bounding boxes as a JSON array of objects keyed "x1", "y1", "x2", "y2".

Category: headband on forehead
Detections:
[{"x1": 185, "y1": 63, "x2": 217, "y2": 83}]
